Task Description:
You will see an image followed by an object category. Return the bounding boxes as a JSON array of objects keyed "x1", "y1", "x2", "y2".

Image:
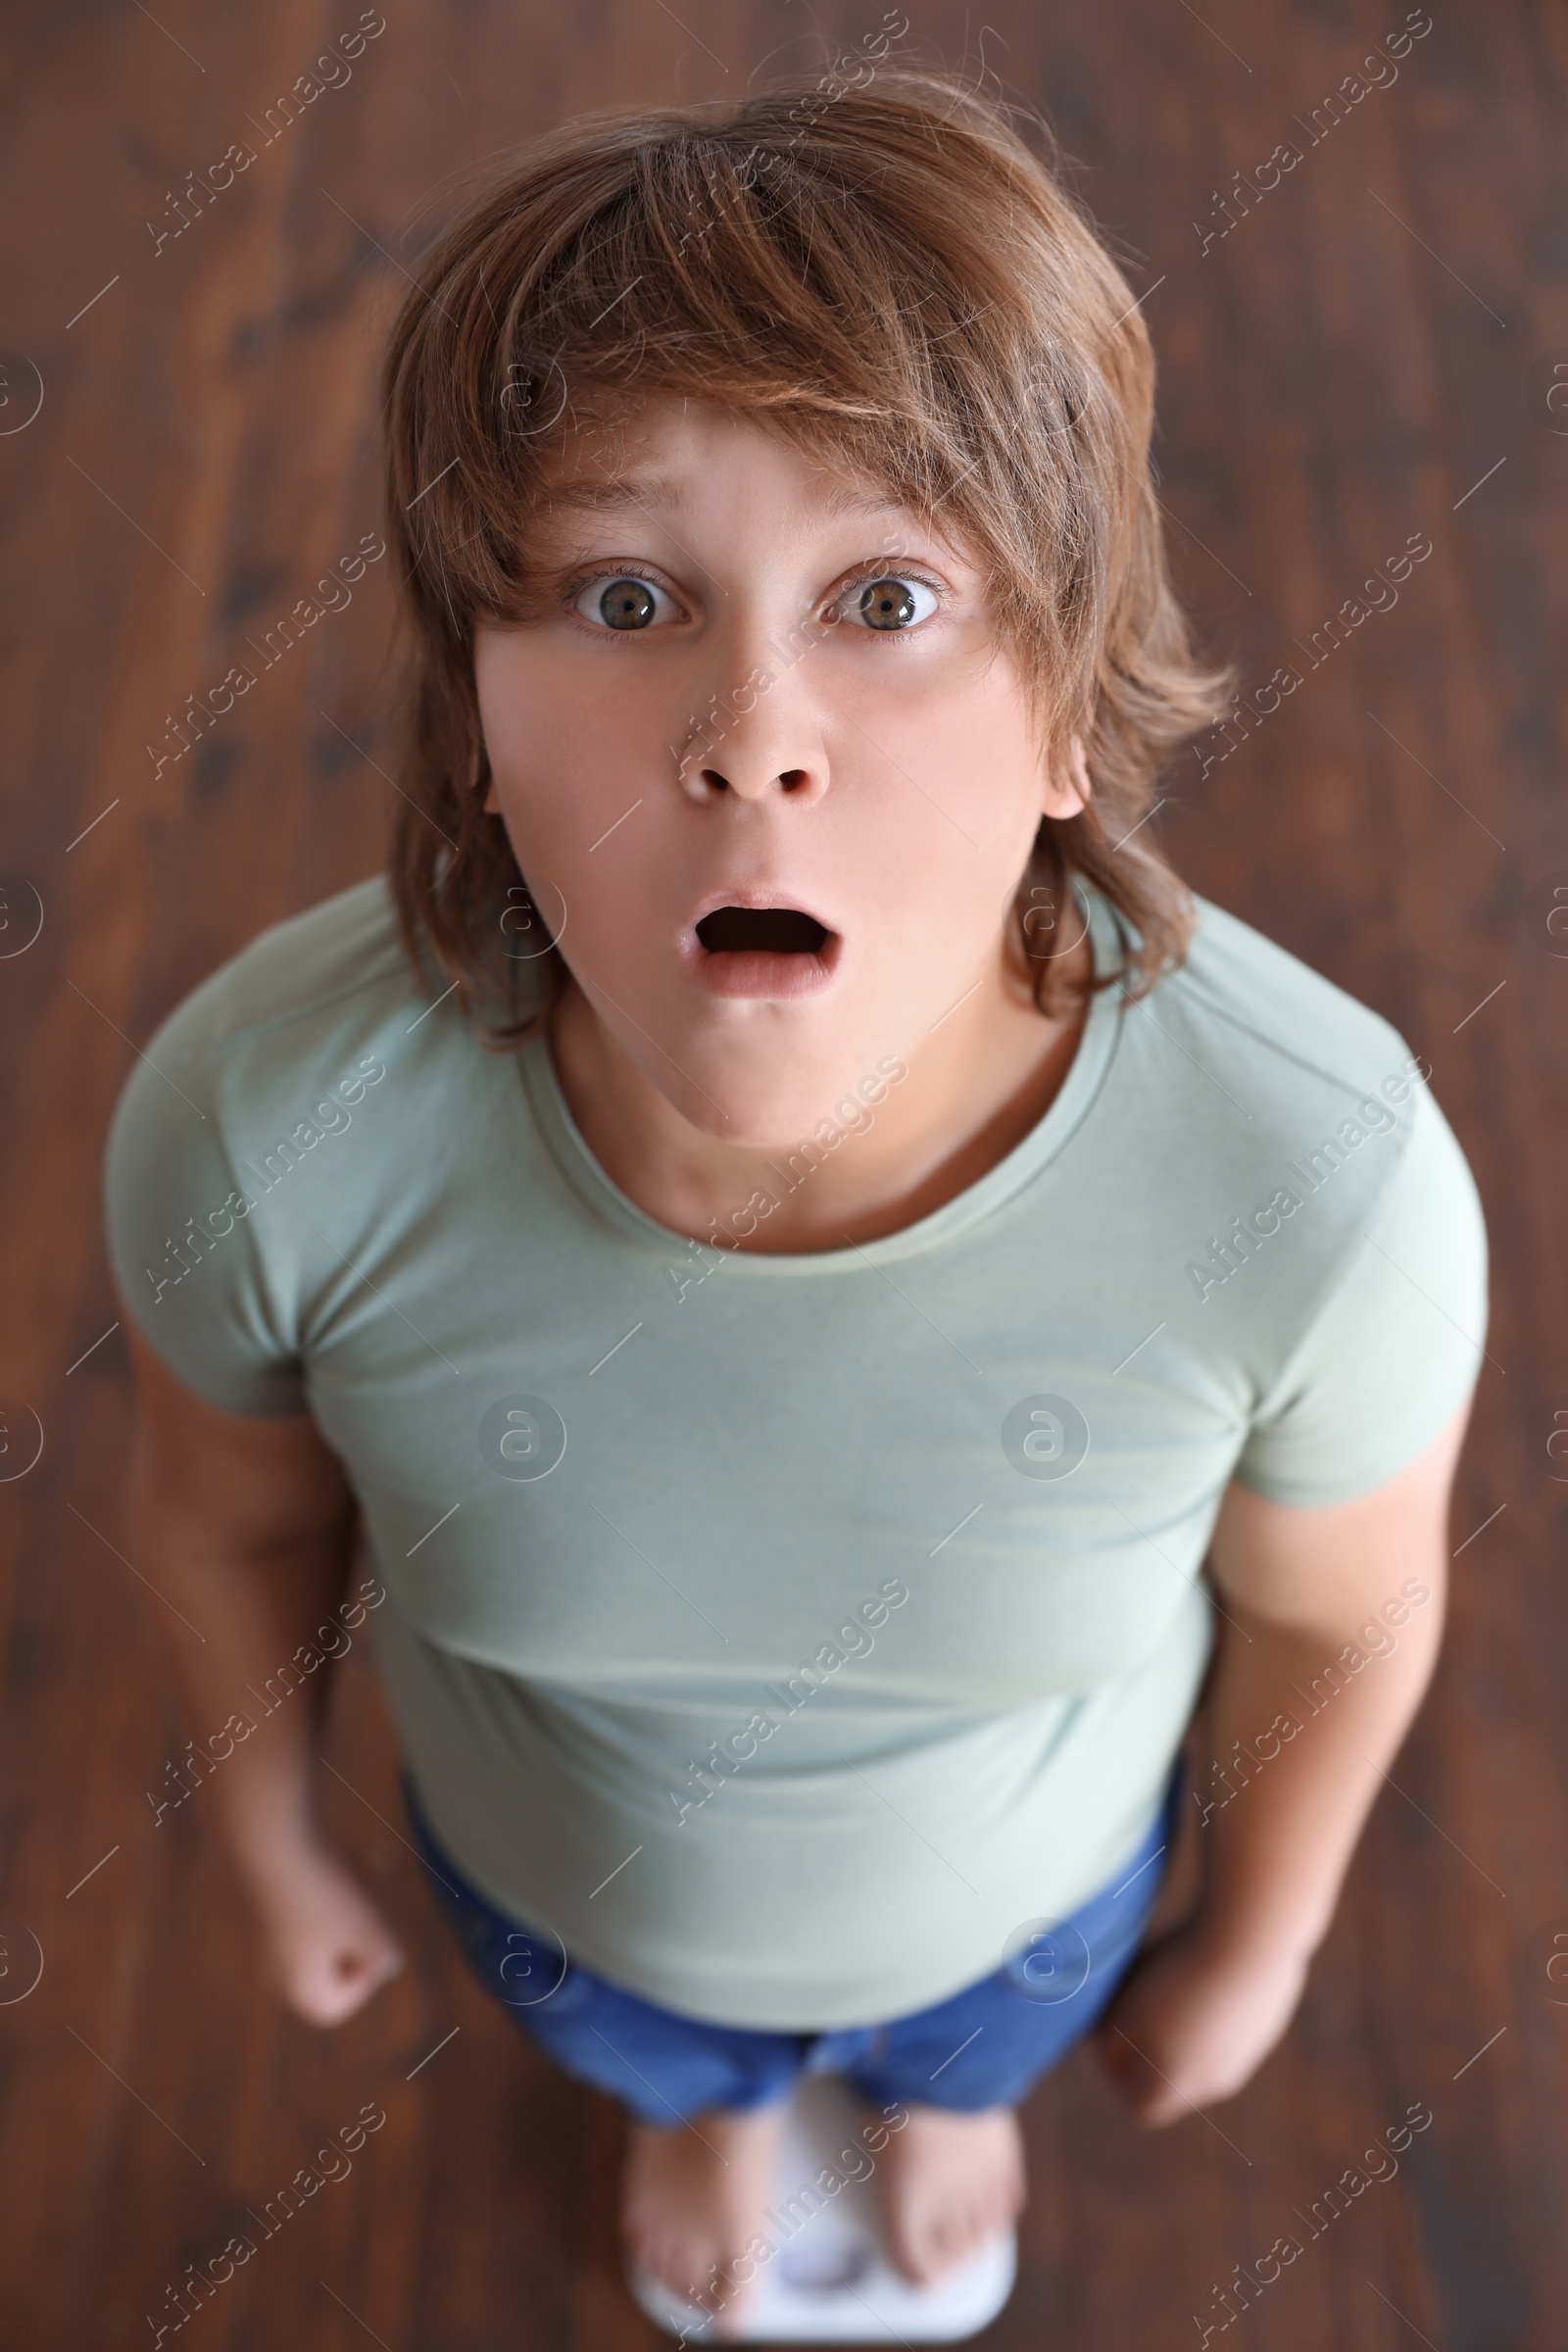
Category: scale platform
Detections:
[{"x1": 625, "y1": 2072, "x2": 1017, "y2": 2342}]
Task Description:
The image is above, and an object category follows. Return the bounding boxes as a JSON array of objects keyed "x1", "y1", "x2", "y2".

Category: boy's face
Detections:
[{"x1": 474, "y1": 397, "x2": 1086, "y2": 1146}]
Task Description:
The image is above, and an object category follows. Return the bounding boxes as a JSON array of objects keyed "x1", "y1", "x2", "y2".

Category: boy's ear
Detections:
[
  {"x1": 471, "y1": 741, "x2": 501, "y2": 815},
  {"x1": 1041, "y1": 734, "x2": 1092, "y2": 822}
]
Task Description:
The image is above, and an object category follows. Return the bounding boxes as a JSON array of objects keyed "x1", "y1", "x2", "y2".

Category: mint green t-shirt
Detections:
[{"x1": 103, "y1": 874, "x2": 1488, "y2": 2030}]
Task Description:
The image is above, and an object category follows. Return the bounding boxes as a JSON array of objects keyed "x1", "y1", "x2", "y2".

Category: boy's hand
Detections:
[
  {"x1": 247, "y1": 1838, "x2": 408, "y2": 2028},
  {"x1": 1089, "y1": 1920, "x2": 1308, "y2": 2127}
]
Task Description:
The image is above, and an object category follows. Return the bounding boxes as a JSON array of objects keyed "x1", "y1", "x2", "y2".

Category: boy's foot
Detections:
[
  {"x1": 870, "y1": 2101, "x2": 1026, "y2": 2286},
  {"x1": 621, "y1": 2097, "x2": 789, "y2": 2336}
]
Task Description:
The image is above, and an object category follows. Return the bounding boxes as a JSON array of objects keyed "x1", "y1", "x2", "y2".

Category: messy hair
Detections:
[{"x1": 379, "y1": 63, "x2": 1230, "y2": 1047}]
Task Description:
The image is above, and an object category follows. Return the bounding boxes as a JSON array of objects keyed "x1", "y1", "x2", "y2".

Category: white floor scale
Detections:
[{"x1": 625, "y1": 2072, "x2": 1017, "y2": 2343}]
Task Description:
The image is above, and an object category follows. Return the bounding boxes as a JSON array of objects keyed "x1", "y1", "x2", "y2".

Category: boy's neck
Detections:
[{"x1": 543, "y1": 927, "x2": 1096, "y2": 1255}]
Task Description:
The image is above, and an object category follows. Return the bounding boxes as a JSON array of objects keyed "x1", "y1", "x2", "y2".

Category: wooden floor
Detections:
[{"x1": 1, "y1": 1, "x2": 1564, "y2": 2345}]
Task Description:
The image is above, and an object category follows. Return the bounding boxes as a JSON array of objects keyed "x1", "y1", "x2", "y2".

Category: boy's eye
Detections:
[
  {"x1": 570, "y1": 567, "x2": 937, "y2": 633},
  {"x1": 836, "y1": 574, "x2": 939, "y2": 631},
  {"x1": 574, "y1": 574, "x2": 678, "y2": 630}
]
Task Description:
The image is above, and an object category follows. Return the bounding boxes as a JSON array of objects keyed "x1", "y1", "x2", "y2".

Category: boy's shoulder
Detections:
[
  {"x1": 1163, "y1": 888, "x2": 1416, "y2": 1100},
  {"x1": 116, "y1": 875, "x2": 475, "y2": 1159},
  {"x1": 164, "y1": 873, "x2": 420, "y2": 1058}
]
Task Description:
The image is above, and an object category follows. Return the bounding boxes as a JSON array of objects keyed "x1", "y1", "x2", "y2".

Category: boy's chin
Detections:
[{"x1": 676, "y1": 1074, "x2": 881, "y2": 1153}]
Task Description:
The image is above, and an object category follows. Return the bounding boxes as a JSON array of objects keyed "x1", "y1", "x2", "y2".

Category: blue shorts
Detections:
[{"x1": 402, "y1": 1759, "x2": 1184, "y2": 2129}]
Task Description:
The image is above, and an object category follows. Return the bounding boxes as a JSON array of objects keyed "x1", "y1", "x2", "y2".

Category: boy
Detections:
[{"x1": 107, "y1": 68, "x2": 1487, "y2": 2336}]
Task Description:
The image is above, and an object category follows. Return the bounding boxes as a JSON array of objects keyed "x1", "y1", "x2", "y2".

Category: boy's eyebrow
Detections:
[{"x1": 537, "y1": 472, "x2": 908, "y2": 524}]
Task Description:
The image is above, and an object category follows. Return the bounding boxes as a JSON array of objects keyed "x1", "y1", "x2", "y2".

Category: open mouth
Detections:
[
  {"x1": 696, "y1": 906, "x2": 830, "y2": 956},
  {"x1": 682, "y1": 899, "x2": 843, "y2": 999}
]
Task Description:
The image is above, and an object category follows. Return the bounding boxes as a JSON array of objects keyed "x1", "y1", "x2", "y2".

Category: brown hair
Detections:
[{"x1": 379, "y1": 64, "x2": 1231, "y2": 1048}]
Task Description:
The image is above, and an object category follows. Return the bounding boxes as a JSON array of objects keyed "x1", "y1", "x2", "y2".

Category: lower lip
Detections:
[{"x1": 680, "y1": 931, "x2": 844, "y2": 1000}]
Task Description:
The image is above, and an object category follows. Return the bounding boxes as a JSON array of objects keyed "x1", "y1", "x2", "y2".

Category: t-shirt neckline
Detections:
[{"x1": 517, "y1": 881, "x2": 1128, "y2": 1272}]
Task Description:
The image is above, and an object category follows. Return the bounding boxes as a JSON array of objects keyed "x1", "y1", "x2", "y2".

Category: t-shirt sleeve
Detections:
[
  {"x1": 102, "y1": 977, "x2": 310, "y2": 1419},
  {"x1": 1231, "y1": 1076, "x2": 1489, "y2": 1506}
]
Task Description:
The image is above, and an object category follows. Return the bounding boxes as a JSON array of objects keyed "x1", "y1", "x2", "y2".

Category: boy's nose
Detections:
[
  {"x1": 672, "y1": 619, "x2": 835, "y2": 802},
  {"x1": 691, "y1": 757, "x2": 814, "y2": 799},
  {"x1": 677, "y1": 700, "x2": 830, "y2": 804}
]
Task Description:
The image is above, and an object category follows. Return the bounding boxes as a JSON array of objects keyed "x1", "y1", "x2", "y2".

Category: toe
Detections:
[
  {"x1": 888, "y1": 2226, "x2": 928, "y2": 2285},
  {"x1": 910, "y1": 2226, "x2": 945, "y2": 2284}
]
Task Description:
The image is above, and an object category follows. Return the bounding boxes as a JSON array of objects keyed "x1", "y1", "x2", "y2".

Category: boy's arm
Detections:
[
  {"x1": 126, "y1": 1321, "x2": 406, "y2": 2025},
  {"x1": 1094, "y1": 1387, "x2": 1475, "y2": 2126}
]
